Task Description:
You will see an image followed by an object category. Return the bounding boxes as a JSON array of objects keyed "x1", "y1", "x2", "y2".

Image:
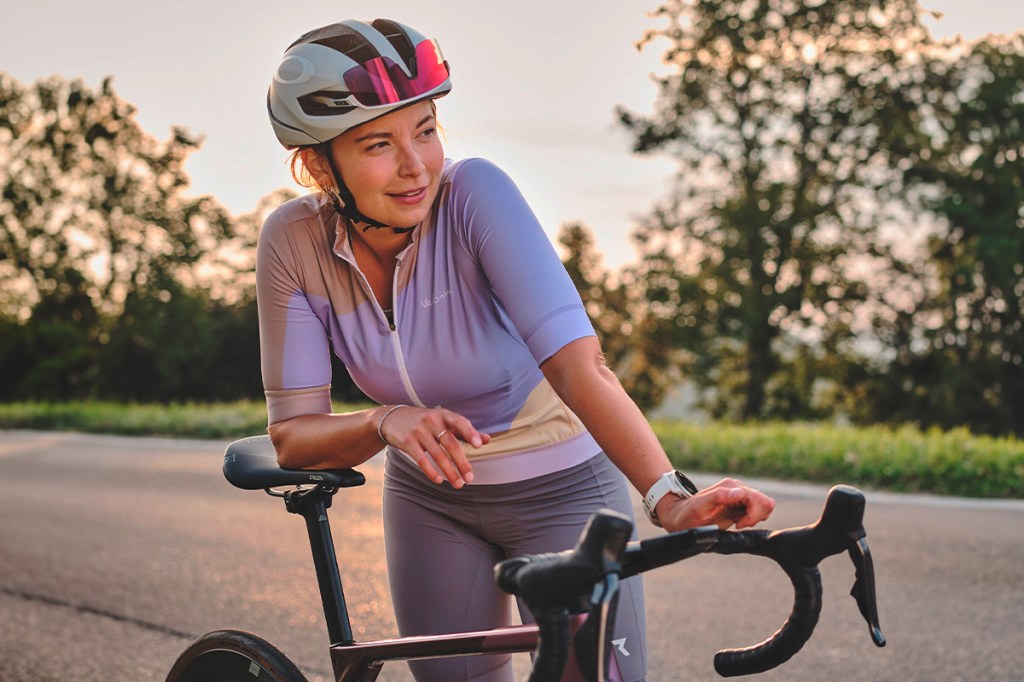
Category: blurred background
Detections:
[
  {"x1": 1, "y1": 0, "x2": 1022, "y2": 442},
  {"x1": 2, "y1": 4, "x2": 1023, "y2": 679}
]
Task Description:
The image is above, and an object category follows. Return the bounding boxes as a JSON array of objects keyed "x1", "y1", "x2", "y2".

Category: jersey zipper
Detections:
[
  {"x1": 350, "y1": 255, "x2": 426, "y2": 407},
  {"x1": 339, "y1": 229, "x2": 426, "y2": 407},
  {"x1": 390, "y1": 327, "x2": 425, "y2": 407},
  {"x1": 387, "y1": 257, "x2": 427, "y2": 407}
]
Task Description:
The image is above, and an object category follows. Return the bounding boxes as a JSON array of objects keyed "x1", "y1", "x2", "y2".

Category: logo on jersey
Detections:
[{"x1": 421, "y1": 289, "x2": 452, "y2": 308}]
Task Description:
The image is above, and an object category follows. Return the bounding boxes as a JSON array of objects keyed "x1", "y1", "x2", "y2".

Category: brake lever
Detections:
[
  {"x1": 821, "y1": 486, "x2": 886, "y2": 648},
  {"x1": 766, "y1": 485, "x2": 886, "y2": 649},
  {"x1": 846, "y1": 534, "x2": 886, "y2": 647}
]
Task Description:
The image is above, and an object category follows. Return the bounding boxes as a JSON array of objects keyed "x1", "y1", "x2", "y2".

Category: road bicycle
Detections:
[{"x1": 165, "y1": 435, "x2": 886, "y2": 681}]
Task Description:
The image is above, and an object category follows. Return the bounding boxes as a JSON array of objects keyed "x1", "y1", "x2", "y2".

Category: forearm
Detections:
[
  {"x1": 544, "y1": 338, "x2": 776, "y2": 533},
  {"x1": 541, "y1": 337, "x2": 673, "y2": 496},
  {"x1": 267, "y1": 406, "x2": 393, "y2": 469}
]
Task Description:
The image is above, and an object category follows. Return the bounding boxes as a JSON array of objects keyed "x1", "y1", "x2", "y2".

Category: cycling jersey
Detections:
[{"x1": 257, "y1": 157, "x2": 600, "y2": 483}]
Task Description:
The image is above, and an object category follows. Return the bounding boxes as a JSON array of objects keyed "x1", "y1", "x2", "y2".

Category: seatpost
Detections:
[{"x1": 284, "y1": 487, "x2": 354, "y2": 646}]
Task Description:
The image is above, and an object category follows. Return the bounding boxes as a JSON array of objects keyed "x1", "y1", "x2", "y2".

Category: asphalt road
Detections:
[{"x1": 0, "y1": 430, "x2": 1021, "y2": 681}]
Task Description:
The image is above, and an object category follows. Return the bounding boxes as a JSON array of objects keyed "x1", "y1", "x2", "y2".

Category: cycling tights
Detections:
[{"x1": 383, "y1": 451, "x2": 647, "y2": 682}]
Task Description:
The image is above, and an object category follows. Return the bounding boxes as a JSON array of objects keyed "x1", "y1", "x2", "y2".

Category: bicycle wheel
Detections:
[{"x1": 165, "y1": 629, "x2": 308, "y2": 682}]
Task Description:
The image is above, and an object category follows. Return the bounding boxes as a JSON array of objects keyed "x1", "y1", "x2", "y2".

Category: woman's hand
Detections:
[
  {"x1": 377, "y1": 405, "x2": 491, "y2": 488},
  {"x1": 657, "y1": 478, "x2": 775, "y2": 533}
]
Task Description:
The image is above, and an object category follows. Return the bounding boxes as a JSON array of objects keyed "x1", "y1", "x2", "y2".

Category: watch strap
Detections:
[{"x1": 643, "y1": 470, "x2": 699, "y2": 527}]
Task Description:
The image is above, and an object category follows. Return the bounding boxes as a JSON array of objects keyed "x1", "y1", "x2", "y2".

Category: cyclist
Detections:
[{"x1": 259, "y1": 18, "x2": 775, "y2": 682}]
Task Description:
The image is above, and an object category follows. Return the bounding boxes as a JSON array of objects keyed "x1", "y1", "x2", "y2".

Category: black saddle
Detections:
[{"x1": 223, "y1": 435, "x2": 366, "y2": 490}]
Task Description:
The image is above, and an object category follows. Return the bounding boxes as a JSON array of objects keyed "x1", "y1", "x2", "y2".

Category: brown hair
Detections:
[{"x1": 289, "y1": 143, "x2": 332, "y2": 195}]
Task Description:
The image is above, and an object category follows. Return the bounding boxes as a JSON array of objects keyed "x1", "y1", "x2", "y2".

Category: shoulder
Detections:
[
  {"x1": 257, "y1": 194, "x2": 334, "y2": 279},
  {"x1": 260, "y1": 193, "x2": 328, "y2": 244},
  {"x1": 441, "y1": 157, "x2": 519, "y2": 196}
]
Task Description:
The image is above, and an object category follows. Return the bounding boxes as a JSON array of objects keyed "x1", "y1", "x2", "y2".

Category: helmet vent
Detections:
[
  {"x1": 371, "y1": 18, "x2": 418, "y2": 76},
  {"x1": 294, "y1": 23, "x2": 380, "y2": 65},
  {"x1": 298, "y1": 91, "x2": 357, "y2": 117}
]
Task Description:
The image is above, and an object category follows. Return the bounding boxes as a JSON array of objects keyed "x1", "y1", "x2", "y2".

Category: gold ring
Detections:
[{"x1": 436, "y1": 429, "x2": 450, "y2": 441}]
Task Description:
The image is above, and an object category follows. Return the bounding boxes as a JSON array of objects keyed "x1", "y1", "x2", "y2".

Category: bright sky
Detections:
[{"x1": 3, "y1": 1, "x2": 1022, "y2": 268}]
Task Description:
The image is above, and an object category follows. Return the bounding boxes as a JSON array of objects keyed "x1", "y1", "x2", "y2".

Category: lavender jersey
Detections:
[{"x1": 257, "y1": 158, "x2": 600, "y2": 484}]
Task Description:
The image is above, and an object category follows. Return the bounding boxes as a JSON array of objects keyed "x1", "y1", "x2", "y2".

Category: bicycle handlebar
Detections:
[
  {"x1": 497, "y1": 485, "x2": 885, "y2": 680},
  {"x1": 698, "y1": 484, "x2": 885, "y2": 676},
  {"x1": 495, "y1": 511, "x2": 634, "y2": 682}
]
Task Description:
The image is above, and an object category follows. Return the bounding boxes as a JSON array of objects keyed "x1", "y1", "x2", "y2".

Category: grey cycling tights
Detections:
[{"x1": 383, "y1": 450, "x2": 647, "y2": 682}]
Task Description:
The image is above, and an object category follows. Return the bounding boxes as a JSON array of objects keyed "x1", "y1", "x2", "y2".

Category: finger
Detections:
[
  {"x1": 419, "y1": 429, "x2": 470, "y2": 488},
  {"x1": 404, "y1": 410, "x2": 459, "y2": 486},
  {"x1": 698, "y1": 487, "x2": 748, "y2": 529},
  {"x1": 734, "y1": 491, "x2": 775, "y2": 529},
  {"x1": 408, "y1": 446, "x2": 445, "y2": 485},
  {"x1": 447, "y1": 414, "x2": 489, "y2": 450},
  {"x1": 427, "y1": 435, "x2": 469, "y2": 488},
  {"x1": 436, "y1": 429, "x2": 475, "y2": 484}
]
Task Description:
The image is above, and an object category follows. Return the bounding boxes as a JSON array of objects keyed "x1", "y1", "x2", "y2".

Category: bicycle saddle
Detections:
[{"x1": 223, "y1": 435, "x2": 366, "y2": 490}]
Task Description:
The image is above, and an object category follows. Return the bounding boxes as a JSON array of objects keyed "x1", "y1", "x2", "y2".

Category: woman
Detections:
[{"x1": 259, "y1": 19, "x2": 774, "y2": 682}]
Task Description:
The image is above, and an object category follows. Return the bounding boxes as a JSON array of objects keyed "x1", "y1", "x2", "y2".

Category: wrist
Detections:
[
  {"x1": 375, "y1": 404, "x2": 409, "y2": 446},
  {"x1": 642, "y1": 469, "x2": 699, "y2": 527}
]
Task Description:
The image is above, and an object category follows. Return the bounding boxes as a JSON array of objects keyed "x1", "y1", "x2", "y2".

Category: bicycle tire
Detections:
[{"x1": 165, "y1": 629, "x2": 308, "y2": 682}]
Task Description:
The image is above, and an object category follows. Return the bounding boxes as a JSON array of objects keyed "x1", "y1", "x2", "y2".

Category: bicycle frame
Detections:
[
  {"x1": 282, "y1": 485, "x2": 608, "y2": 682},
  {"x1": 211, "y1": 436, "x2": 884, "y2": 682}
]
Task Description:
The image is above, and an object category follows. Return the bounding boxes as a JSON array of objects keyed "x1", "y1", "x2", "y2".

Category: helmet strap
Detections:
[{"x1": 324, "y1": 152, "x2": 415, "y2": 235}]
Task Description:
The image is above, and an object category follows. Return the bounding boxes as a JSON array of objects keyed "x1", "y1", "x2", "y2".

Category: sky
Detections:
[{"x1": 3, "y1": 1, "x2": 1022, "y2": 268}]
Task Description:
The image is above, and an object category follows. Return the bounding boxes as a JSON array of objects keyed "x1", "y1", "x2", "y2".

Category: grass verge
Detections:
[
  {"x1": 655, "y1": 420, "x2": 1023, "y2": 499},
  {"x1": 0, "y1": 400, "x2": 277, "y2": 440},
  {"x1": 1, "y1": 402, "x2": 1020, "y2": 498}
]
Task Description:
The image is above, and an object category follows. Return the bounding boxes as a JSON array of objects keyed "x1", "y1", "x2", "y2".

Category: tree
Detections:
[
  {"x1": 0, "y1": 74, "x2": 234, "y2": 319},
  {"x1": 0, "y1": 73, "x2": 239, "y2": 400},
  {"x1": 858, "y1": 35, "x2": 1024, "y2": 435},
  {"x1": 618, "y1": 0, "x2": 951, "y2": 420},
  {"x1": 558, "y1": 222, "x2": 683, "y2": 410}
]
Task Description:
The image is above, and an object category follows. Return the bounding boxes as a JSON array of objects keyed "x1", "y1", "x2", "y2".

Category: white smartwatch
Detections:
[{"x1": 643, "y1": 470, "x2": 699, "y2": 527}]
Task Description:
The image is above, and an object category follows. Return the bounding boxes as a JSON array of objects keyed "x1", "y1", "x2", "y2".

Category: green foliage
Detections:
[
  {"x1": 0, "y1": 73, "x2": 232, "y2": 319},
  {"x1": 0, "y1": 400, "x2": 272, "y2": 439},
  {"x1": 2, "y1": 401, "x2": 1017, "y2": 498},
  {"x1": 0, "y1": 74, "x2": 341, "y2": 404},
  {"x1": 654, "y1": 420, "x2": 1024, "y2": 498},
  {"x1": 619, "y1": 0, "x2": 950, "y2": 421},
  {"x1": 0, "y1": 400, "x2": 372, "y2": 440},
  {"x1": 857, "y1": 35, "x2": 1024, "y2": 435},
  {"x1": 559, "y1": 222, "x2": 683, "y2": 410},
  {"x1": 616, "y1": 1, "x2": 1023, "y2": 437}
]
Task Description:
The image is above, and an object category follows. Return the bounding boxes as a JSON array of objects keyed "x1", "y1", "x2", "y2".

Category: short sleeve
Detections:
[
  {"x1": 447, "y1": 159, "x2": 595, "y2": 363},
  {"x1": 256, "y1": 202, "x2": 334, "y2": 424}
]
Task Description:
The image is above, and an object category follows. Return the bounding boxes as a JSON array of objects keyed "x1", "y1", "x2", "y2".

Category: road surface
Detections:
[{"x1": 1, "y1": 431, "x2": 1021, "y2": 681}]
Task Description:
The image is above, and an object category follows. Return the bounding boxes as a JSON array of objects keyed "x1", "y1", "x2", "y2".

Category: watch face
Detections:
[{"x1": 674, "y1": 471, "x2": 699, "y2": 495}]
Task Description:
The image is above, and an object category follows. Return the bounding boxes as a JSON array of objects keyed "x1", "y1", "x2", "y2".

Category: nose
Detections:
[{"x1": 397, "y1": 141, "x2": 426, "y2": 178}]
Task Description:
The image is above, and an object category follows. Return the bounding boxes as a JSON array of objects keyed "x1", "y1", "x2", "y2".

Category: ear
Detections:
[{"x1": 299, "y1": 147, "x2": 336, "y2": 191}]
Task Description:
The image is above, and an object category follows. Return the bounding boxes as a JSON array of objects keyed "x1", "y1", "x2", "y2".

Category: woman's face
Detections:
[{"x1": 329, "y1": 100, "x2": 444, "y2": 229}]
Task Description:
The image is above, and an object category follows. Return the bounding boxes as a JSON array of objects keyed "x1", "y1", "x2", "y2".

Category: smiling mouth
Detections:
[{"x1": 389, "y1": 188, "x2": 426, "y2": 198}]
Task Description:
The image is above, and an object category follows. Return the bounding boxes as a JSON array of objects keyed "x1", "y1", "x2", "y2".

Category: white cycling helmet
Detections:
[{"x1": 268, "y1": 18, "x2": 452, "y2": 149}]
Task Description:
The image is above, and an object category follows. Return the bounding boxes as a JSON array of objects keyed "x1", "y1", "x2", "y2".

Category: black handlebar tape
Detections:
[
  {"x1": 528, "y1": 608, "x2": 573, "y2": 682},
  {"x1": 714, "y1": 551, "x2": 822, "y2": 676},
  {"x1": 708, "y1": 486, "x2": 868, "y2": 676}
]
